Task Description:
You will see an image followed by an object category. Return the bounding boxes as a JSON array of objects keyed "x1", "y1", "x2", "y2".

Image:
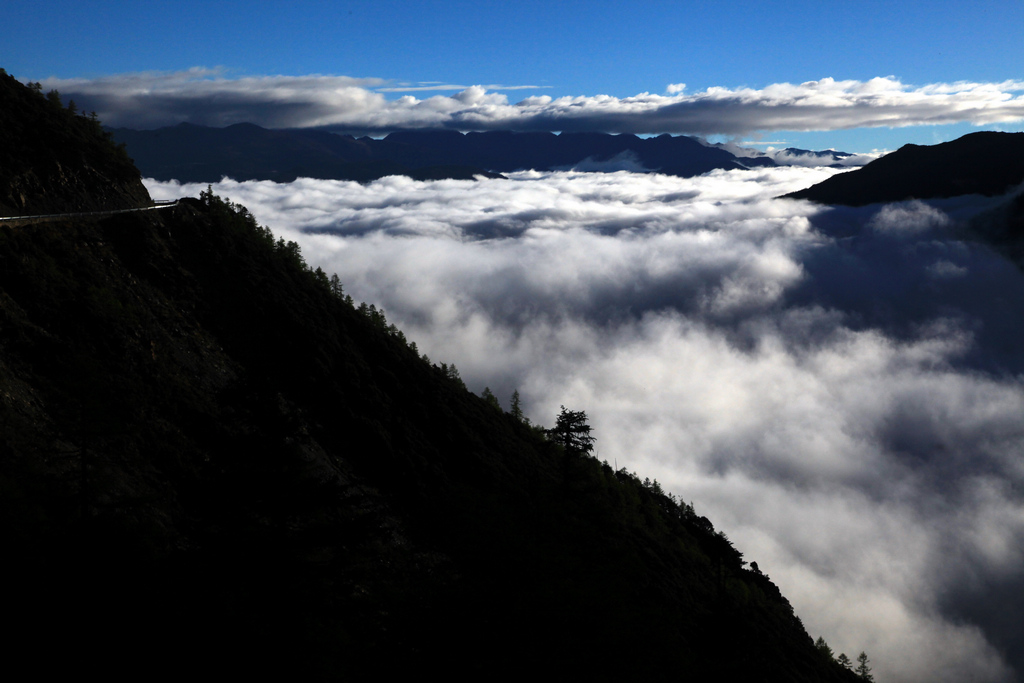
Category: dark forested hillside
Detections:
[
  {"x1": 1, "y1": 70, "x2": 860, "y2": 681},
  {"x1": 0, "y1": 69, "x2": 149, "y2": 216}
]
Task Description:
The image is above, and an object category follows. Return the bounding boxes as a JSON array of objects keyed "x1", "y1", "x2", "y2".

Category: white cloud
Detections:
[
  {"x1": 928, "y1": 259, "x2": 969, "y2": 278},
  {"x1": 554, "y1": 150, "x2": 654, "y2": 173},
  {"x1": 146, "y1": 168, "x2": 1024, "y2": 683},
  {"x1": 869, "y1": 200, "x2": 952, "y2": 236},
  {"x1": 376, "y1": 83, "x2": 549, "y2": 92},
  {"x1": 767, "y1": 148, "x2": 883, "y2": 167},
  {"x1": 46, "y1": 71, "x2": 1024, "y2": 135},
  {"x1": 703, "y1": 141, "x2": 883, "y2": 168}
]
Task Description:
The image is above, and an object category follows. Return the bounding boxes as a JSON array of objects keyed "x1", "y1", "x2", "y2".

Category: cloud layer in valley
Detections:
[
  {"x1": 45, "y1": 70, "x2": 1024, "y2": 136},
  {"x1": 147, "y1": 168, "x2": 1024, "y2": 683}
]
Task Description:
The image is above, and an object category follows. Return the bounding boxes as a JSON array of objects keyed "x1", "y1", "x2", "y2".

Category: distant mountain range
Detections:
[
  {"x1": 110, "y1": 123, "x2": 867, "y2": 183},
  {"x1": 785, "y1": 131, "x2": 1024, "y2": 205}
]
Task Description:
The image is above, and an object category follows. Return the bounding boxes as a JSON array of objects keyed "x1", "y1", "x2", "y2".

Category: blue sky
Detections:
[{"x1": 5, "y1": 0, "x2": 1024, "y2": 152}]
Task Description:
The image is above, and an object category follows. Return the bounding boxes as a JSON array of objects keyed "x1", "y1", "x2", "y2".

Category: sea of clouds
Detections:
[{"x1": 147, "y1": 166, "x2": 1024, "y2": 683}]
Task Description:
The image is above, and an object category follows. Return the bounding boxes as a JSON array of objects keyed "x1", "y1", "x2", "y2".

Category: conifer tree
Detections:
[
  {"x1": 549, "y1": 406, "x2": 595, "y2": 456},
  {"x1": 837, "y1": 653, "x2": 852, "y2": 670},
  {"x1": 510, "y1": 390, "x2": 529, "y2": 425},
  {"x1": 314, "y1": 267, "x2": 329, "y2": 288},
  {"x1": 481, "y1": 387, "x2": 500, "y2": 410},
  {"x1": 855, "y1": 652, "x2": 874, "y2": 681},
  {"x1": 444, "y1": 363, "x2": 466, "y2": 390},
  {"x1": 329, "y1": 273, "x2": 344, "y2": 297},
  {"x1": 814, "y1": 637, "x2": 834, "y2": 661}
]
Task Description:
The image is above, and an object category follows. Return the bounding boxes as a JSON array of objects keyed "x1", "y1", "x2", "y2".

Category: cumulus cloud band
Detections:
[{"x1": 41, "y1": 71, "x2": 1024, "y2": 135}]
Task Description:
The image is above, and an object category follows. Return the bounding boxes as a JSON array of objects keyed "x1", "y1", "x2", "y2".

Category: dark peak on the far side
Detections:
[{"x1": 784, "y1": 131, "x2": 1024, "y2": 206}]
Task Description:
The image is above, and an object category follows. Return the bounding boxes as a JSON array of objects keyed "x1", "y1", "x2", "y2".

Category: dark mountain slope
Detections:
[
  {"x1": 1, "y1": 71, "x2": 858, "y2": 681},
  {"x1": 2, "y1": 198, "x2": 859, "y2": 682},
  {"x1": 110, "y1": 123, "x2": 774, "y2": 183},
  {"x1": 0, "y1": 69, "x2": 149, "y2": 216},
  {"x1": 785, "y1": 131, "x2": 1024, "y2": 206}
]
